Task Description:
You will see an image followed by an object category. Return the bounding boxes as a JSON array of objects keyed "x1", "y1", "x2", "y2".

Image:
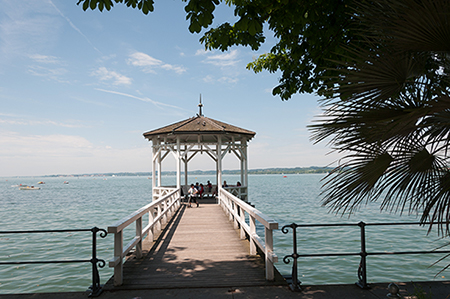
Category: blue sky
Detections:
[{"x1": 0, "y1": 0, "x2": 341, "y2": 177}]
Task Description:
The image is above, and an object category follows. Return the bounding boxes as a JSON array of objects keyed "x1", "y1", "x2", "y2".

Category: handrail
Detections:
[
  {"x1": 152, "y1": 186, "x2": 178, "y2": 200},
  {"x1": 224, "y1": 185, "x2": 248, "y2": 200},
  {"x1": 108, "y1": 188, "x2": 181, "y2": 286},
  {"x1": 0, "y1": 227, "x2": 107, "y2": 297},
  {"x1": 281, "y1": 221, "x2": 450, "y2": 291},
  {"x1": 218, "y1": 188, "x2": 278, "y2": 280}
]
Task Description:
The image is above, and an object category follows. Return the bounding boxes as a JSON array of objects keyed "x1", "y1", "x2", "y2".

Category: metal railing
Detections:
[
  {"x1": 0, "y1": 227, "x2": 107, "y2": 297},
  {"x1": 281, "y1": 221, "x2": 450, "y2": 291}
]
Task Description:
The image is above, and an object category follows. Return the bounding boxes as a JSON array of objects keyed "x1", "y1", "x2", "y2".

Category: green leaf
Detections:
[
  {"x1": 90, "y1": 0, "x2": 97, "y2": 10},
  {"x1": 82, "y1": 0, "x2": 89, "y2": 11},
  {"x1": 189, "y1": 20, "x2": 201, "y2": 33},
  {"x1": 248, "y1": 20, "x2": 256, "y2": 36}
]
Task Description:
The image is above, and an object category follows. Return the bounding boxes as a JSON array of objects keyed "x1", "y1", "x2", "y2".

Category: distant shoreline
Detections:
[{"x1": 4, "y1": 167, "x2": 333, "y2": 178}]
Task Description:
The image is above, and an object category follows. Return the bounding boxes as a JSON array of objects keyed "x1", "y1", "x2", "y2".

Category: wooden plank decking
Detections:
[{"x1": 104, "y1": 202, "x2": 284, "y2": 290}]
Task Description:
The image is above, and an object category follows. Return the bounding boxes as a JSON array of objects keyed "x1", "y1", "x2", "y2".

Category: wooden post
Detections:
[
  {"x1": 217, "y1": 136, "x2": 222, "y2": 195},
  {"x1": 113, "y1": 230, "x2": 123, "y2": 286},
  {"x1": 265, "y1": 226, "x2": 274, "y2": 280},
  {"x1": 249, "y1": 215, "x2": 257, "y2": 255},
  {"x1": 156, "y1": 204, "x2": 161, "y2": 234},
  {"x1": 136, "y1": 217, "x2": 142, "y2": 259},
  {"x1": 152, "y1": 138, "x2": 157, "y2": 201},
  {"x1": 148, "y1": 208, "x2": 154, "y2": 241},
  {"x1": 176, "y1": 137, "x2": 181, "y2": 190},
  {"x1": 162, "y1": 201, "x2": 167, "y2": 226},
  {"x1": 240, "y1": 207, "x2": 246, "y2": 239}
]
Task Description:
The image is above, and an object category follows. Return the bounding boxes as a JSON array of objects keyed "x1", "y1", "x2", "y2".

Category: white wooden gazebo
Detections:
[{"x1": 143, "y1": 102, "x2": 255, "y2": 201}]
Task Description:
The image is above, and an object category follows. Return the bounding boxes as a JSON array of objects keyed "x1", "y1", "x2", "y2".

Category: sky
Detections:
[{"x1": 0, "y1": 0, "x2": 342, "y2": 177}]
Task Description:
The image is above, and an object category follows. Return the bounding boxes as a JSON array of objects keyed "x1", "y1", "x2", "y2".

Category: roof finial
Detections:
[{"x1": 198, "y1": 94, "x2": 203, "y2": 116}]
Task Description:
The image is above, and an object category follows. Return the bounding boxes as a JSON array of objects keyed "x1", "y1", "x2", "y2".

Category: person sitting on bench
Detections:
[{"x1": 188, "y1": 184, "x2": 199, "y2": 207}]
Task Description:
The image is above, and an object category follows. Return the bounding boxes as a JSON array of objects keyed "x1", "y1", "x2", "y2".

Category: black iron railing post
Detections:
[
  {"x1": 356, "y1": 221, "x2": 369, "y2": 289},
  {"x1": 88, "y1": 227, "x2": 107, "y2": 297},
  {"x1": 282, "y1": 223, "x2": 301, "y2": 291}
]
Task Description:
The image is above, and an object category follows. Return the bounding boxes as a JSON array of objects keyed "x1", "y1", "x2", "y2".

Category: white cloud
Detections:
[
  {"x1": 91, "y1": 67, "x2": 132, "y2": 85},
  {"x1": 0, "y1": 117, "x2": 88, "y2": 128},
  {"x1": 95, "y1": 88, "x2": 187, "y2": 111},
  {"x1": 0, "y1": 131, "x2": 93, "y2": 157},
  {"x1": 0, "y1": 130, "x2": 152, "y2": 176},
  {"x1": 201, "y1": 75, "x2": 238, "y2": 84},
  {"x1": 202, "y1": 75, "x2": 214, "y2": 83},
  {"x1": 29, "y1": 54, "x2": 61, "y2": 64},
  {"x1": 0, "y1": 1, "x2": 59, "y2": 58},
  {"x1": 161, "y1": 64, "x2": 186, "y2": 74},
  {"x1": 48, "y1": 0, "x2": 102, "y2": 55},
  {"x1": 0, "y1": 131, "x2": 155, "y2": 176},
  {"x1": 195, "y1": 49, "x2": 209, "y2": 56},
  {"x1": 128, "y1": 52, "x2": 186, "y2": 74},
  {"x1": 218, "y1": 76, "x2": 238, "y2": 84},
  {"x1": 203, "y1": 50, "x2": 240, "y2": 67},
  {"x1": 27, "y1": 65, "x2": 67, "y2": 80}
]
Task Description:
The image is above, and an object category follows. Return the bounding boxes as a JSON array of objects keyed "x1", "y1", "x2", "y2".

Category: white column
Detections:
[
  {"x1": 217, "y1": 135, "x2": 222, "y2": 192},
  {"x1": 240, "y1": 142, "x2": 245, "y2": 186},
  {"x1": 243, "y1": 139, "x2": 248, "y2": 187},
  {"x1": 157, "y1": 140, "x2": 162, "y2": 187},
  {"x1": 184, "y1": 152, "x2": 188, "y2": 188},
  {"x1": 176, "y1": 136, "x2": 181, "y2": 189},
  {"x1": 151, "y1": 138, "x2": 157, "y2": 201}
]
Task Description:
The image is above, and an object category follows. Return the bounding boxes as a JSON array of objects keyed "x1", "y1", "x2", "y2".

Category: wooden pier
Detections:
[{"x1": 104, "y1": 191, "x2": 282, "y2": 291}]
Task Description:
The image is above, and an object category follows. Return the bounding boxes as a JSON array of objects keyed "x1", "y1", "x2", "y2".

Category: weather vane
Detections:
[{"x1": 198, "y1": 94, "x2": 203, "y2": 116}]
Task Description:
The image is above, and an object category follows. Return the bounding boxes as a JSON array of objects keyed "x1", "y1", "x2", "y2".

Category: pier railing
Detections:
[
  {"x1": 0, "y1": 227, "x2": 107, "y2": 297},
  {"x1": 224, "y1": 185, "x2": 248, "y2": 201},
  {"x1": 108, "y1": 188, "x2": 181, "y2": 286},
  {"x1": 219, "y1": 188, "x2": 278, "y2": 280},
  {"x1": 152, "y1": 186, "x2": 178, "y2": 201},
  {"x1": 282, "y1": 221, "x2": 450, "y2": 291}
]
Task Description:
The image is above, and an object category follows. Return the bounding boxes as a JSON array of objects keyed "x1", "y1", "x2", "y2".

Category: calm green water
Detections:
[{"x1": 0, "y1": 174, "x2": 448, "y2": 294}]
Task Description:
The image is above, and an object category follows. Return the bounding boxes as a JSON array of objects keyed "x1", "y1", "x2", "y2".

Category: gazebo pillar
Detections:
[
  {"x1": 242, "y1": 139, "x2": 248, "y2": 187},
  {"x1": 184, "y1": 157, "x2": 188, "y2": 191},
  {"x1": 176, "y1": 136, "x2": 181, "y2": 190},
  {"x1": 152, "y1": 138, "x2": 157, "y2": 190},
  {"x1": 217, "y1": 135, "x2": 223, "y2": 193}
]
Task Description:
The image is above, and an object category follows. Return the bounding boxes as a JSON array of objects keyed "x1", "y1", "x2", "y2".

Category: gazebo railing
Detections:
[{"x1": 152, "y1": 186, "x2": 178, "y2": 201}]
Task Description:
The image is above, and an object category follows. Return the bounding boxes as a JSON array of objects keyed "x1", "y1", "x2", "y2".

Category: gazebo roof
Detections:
[{"x1": 143, "y1": 114, "x2": 256, "y2": 143}]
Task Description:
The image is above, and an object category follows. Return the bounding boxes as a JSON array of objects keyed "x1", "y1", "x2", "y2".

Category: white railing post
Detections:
[
  {"x1": 240, "y1": 208, "x2": 246, "y2": 239},
  {"x1": 265, "y1": 226, "x2": 274, "y2": 280},
  {"x1": 108, "y1": 187, "x2": 181, "y2": 285},
  {"x1": 249, "y1": 215, "x2": 257, "y2": 255},
  {"x1": 148, "y1": 208, "x2": 154, "y2": 241},
  {"x1": 234, "y1": 205, "x2": 239, "y2": 229},
  {"x1": 162, "y1": 201, "x2": 167, "y2": 225},
  {"x1": 113, "y1": 230, "x2": 123, "y2": 286},
  {"x1": 218, "y1": 188, "x2": 278, "y2": 281},
  {"x1": 136, "y1": 216, "x2": 142, "y2": 259},
  {"x1": 156, "y1": 204, "x2": 162, "y2": 234}
]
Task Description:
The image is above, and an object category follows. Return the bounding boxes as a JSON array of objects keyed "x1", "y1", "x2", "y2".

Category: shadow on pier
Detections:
[{"x1": 103, "y1": 201, "x2": 285, "y2": 291}]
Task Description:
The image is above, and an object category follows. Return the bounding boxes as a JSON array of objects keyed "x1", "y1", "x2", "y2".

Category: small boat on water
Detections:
[
  {"x1": 63, "y1": 181, "x2": 69, "y2": 184},
  {"x1": 19, "y1": 186, "x2": 40, "y2": 190},
  {"x1": 38, "y1": 181, "x2": 45, "y2": 184},
  {"x1": 11, "y1": 184, "x2": 27, "y2": 188}
]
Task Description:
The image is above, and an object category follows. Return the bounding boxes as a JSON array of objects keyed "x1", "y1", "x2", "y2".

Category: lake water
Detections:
[{"x1": 0, "y1": 174, "x2": 448, "y2": 294}]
